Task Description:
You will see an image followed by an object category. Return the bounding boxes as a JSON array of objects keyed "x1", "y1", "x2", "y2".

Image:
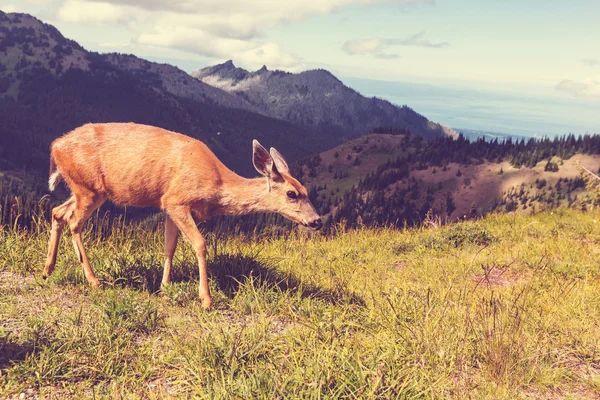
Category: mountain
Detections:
[
  {"x1": 102, "y1": 53, "x2": 263, "y2": 114},
  {"x1": 192, "y1": 61, "x2": 457, "y2": 140},
  {"x1": 0, "y1": 11, "x2": 341, "y2": 184}
]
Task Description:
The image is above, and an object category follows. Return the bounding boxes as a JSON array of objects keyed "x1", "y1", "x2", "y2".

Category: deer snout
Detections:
[{"x1": 308, "y1": 218, "x2": 323, "y2": 230}]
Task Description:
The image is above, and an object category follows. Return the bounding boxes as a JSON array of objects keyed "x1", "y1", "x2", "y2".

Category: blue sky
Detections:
[{"x1": 3, "y1": 0, "x2": 600, "y2": 135}]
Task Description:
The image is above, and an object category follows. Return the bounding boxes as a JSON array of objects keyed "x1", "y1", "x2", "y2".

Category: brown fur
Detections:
[{"x1": 43, "y1": 122, "x2": 320, "y2": 309}]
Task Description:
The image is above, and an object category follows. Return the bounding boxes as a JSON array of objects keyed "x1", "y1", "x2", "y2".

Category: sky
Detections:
[{"x1": 2, "y1": 0, "x2": 600, "y2": 136}]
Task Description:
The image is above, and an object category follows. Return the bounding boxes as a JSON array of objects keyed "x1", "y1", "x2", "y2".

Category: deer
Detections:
[{"x1": 43, "y1": 122, "x2": 322, "y2": 309}]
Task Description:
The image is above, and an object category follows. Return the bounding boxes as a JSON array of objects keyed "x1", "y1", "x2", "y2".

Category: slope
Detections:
[{"x1": 296, "y1": 132, "x2": 600, "y2": 227}]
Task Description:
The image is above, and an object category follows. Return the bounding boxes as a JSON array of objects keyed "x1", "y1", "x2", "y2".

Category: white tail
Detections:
[
  {"x1": 48, "y1": 155, "x2": 62, "y2": 191},
  {"x1": 43, "y1": 123, "x2": 322, "y2": 309}
]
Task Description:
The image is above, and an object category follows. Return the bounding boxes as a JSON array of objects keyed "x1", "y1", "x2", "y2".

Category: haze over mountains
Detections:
[{"x1": 343, "y1": 77, "x2": 600, "y2": 139}]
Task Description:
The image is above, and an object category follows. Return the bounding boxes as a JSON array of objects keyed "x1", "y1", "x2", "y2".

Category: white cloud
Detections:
[
  {"x1": 555, "y1": 77, "x2": 600, "y2": 98},
  {"x1": 343, "y1": 31, "x2": 448, "y2": 58},
  {"x1": 135, "y1": 27, "x2": 301, "y2": 70},
  {"x1": 3, "y1": 0, "x2": 55, "y2": 6},
  {"x1": 343, "y1": 39, "x2": 400, "y2": 59},
  {"x1": 237, "y1": 42, "x2": 301, "y2": 70},
  {"x1": 52, "y1": 0, "x2": 431, "y2": 69},
  {"x1": 389, "y1": 31, "x2": 449, "y2": 48},
  {"x1": 79, "y1": 0, "x2": 433, "y2": 38},
  {"x1": 582, "y1": 59, "x2": 599, "y2": 67},
  {"x1": 136, "y1": 27, "x2": 253, "y2": 58},
  {"x1": 57, "y1": 0, "x2": 125, "y2": 24},
  {"x1": 92, "y1": 0, "x2": 432, "y2": 21},
  {"x1": 98, "y1": 41, "x2": 130, "y2": 48},
  {"x1": 0, "y1": 4, "x2": 19, "y2": 12}
]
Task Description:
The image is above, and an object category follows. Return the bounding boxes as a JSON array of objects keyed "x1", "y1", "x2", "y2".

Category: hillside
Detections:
[
  {"x1": 2, "y1": 210, "x2": 599, "y2": 398},
  {"x1": 0, "y1": 11, "x2": 338, "y2": 183},
  {"x1": 193, "y1": 60, "x2": 457, "y2": 140},
  {"x1": 296, "y1": 132, "x2": 600, "y2": 228}
]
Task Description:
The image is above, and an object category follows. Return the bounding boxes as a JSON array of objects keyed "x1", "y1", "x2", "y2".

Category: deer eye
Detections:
[{"x1": 287, "y1": 191, "x2": 298, "y2": 200}]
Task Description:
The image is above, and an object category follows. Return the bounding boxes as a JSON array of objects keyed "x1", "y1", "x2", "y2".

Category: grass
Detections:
[{"x1": 1, "y1": 209, "x2": 600, "y2": 398}]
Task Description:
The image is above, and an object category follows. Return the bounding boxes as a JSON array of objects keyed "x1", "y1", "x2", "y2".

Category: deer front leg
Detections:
[
  {"x1": 162, "y1": 214, "x2": 179, "y2": 287},
  {"x1": 43, "y1": 196, "x2": 75, "y2": 278},
  {"x1": 166, "y1": 207, "x2": 212, "y2": 309}
]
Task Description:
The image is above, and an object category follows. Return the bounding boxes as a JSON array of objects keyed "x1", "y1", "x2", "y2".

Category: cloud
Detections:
[
  {"x1": 555, "y1": 77, "x2": 600, "y2": 98},
  {"x1": 342, "y1": 39, "x2": 400, "y2": 59},
  {"x1": 582, "y1": 59, "x2": 599, "y2": 67},
  {"x1": 133, "y1": 22, "x2": 301, "y2": 70},
  {"x1": 51, "y1": 0, "x2": 432, "y2": 70},
  {"x1": 91, "y1": 0, "x2": 432, "y2": 19},
  {"x1": 0, "y1": 4, "x2": 19, "y2": 12},
  {"x1": 80, "y1": 0, "x2": 433, "y2": 38},
  {"x1": 389, "y1": 31, "x2": 449, "y2": 48},
  {"x1": 98, "y1": 41, "x2": 130, "y2": 48},
  {"x1": 343, "y1": 31, "x2": 448, "y2": 58},
  {"x1": 57, "y1": 0, "x2": 125, "y2": 24}
]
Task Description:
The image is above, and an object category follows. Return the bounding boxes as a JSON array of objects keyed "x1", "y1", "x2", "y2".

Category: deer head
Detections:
[{"x1": 253, "y1": 140, "x2": 322, "y2": 230}]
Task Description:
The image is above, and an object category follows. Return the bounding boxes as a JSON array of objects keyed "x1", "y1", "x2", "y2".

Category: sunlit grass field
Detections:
[{"x1": 1, "y1": 209, "x2": 599, "y2": 398}]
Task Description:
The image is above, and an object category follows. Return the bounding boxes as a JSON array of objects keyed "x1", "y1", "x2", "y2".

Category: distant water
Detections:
[
  {"x1": 343, "y1": 76, "x2": 600, "y2": 138},
  {"x1": 455, "y1": 128, "x2": 532, "y2": 143}
]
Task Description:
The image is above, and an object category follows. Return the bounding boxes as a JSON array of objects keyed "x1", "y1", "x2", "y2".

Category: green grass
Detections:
[{"x1": 1, "y1": 209, "x2": 600, "y2": 398}]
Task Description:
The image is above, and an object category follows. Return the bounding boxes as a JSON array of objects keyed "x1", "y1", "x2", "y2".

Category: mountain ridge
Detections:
[{"x1": 193, "y1": 60, "x2": 457, "y2": 140}]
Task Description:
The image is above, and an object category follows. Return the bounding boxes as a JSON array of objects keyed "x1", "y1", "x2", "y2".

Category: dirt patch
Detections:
[
  {"x1": 523, "y1": 384, "x2": 600, "y2": 400},
  {"x1": 146, "y1": 378, "x2": 180, "y2": 397},
  {"x1": 217, "y1": 309, "x2": 297, "y2": 336},
  {"x1": 473, "y1": 264, "x2": 526, "y2": 288},
  {"x1": 556, "y1": 353, "x2": 600, "y2": 380},
  {"x1": 412, "y1": 154, "x2": 600, "y2": 218},
  {"x1": 0, "y1": 271, "x2": 34, "y2": 291},
  {"x1": 392, "y1": 262, "x2": 409, "y2": 271}
]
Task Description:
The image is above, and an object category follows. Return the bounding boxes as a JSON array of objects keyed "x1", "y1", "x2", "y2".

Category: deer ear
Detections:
[
  {"x1": 269, "y1": 147, "x2": 289, "y2": 174},
  {"x1": 252, "y1": 140, "x2": 273, "y2": 177}
]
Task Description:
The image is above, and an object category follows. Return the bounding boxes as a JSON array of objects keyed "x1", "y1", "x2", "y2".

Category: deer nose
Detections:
[{"x1": 308, "y1": 218, "x2": 323, "y2": 230}]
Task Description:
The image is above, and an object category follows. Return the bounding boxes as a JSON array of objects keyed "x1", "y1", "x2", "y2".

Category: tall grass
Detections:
[{"x1": 1, "y1": 209, "x2": 599, "y2": 398}]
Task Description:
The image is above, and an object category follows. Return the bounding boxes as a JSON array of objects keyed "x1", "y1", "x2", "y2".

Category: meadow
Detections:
[{"x1": 1, "y1": 209, "x2": 599, "y2": 399}]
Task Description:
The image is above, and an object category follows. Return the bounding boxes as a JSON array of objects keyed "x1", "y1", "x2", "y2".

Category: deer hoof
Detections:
[
  {"x1": 88, "y1": 278, "x2": 101, "y2": 288},
  {"x1": 42, "y1": 265, "x2": 54, "y2": 278},
  {"x1": 200, "y1": 295, "x2": 213, "y2": 310}
]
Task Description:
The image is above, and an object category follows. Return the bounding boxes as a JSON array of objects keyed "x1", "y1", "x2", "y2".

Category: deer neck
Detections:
[{"x1": 218, "y1": 175, "x2": 275, "y2": 216}]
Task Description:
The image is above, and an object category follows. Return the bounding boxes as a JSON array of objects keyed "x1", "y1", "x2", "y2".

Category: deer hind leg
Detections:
[
  {"x1": 66, "y1": 192, "x2": 106, "y2": 287},
  {"x1": 166, "y1": 206, "x2": 212, "y2": 309},
  {"x1": 43, "y1": 196, "x2": 76, "y2": 278},
  {"x1": 162, "y1": 214, "x2": 179, "y2": 287}
]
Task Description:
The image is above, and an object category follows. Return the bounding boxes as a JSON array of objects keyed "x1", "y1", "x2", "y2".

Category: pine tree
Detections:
[
  {"x1": 445, "y1": 193, "x2": 456, "y2": 216},
  {"x1": 469, "y1": 202, "x2": 477, "y2": 219}
]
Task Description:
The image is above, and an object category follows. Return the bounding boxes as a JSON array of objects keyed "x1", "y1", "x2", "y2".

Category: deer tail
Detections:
[{"x1": 48, "y1": 154, "x2": 62, "y2": 192}]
